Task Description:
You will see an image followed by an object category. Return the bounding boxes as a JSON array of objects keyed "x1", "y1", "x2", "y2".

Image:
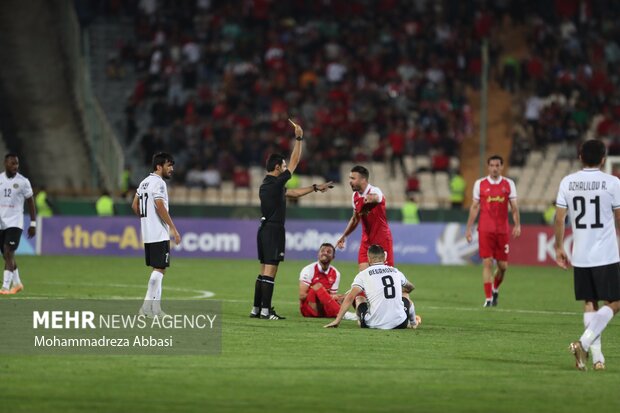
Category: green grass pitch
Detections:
[{"x1": 1, "y1": 256, "x2": 619, "y2": 413}]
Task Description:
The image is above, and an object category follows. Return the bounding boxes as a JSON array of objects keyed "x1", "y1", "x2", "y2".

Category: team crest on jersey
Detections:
[{"x1": 13, "y1": 183, "x2": 18, "y2": 189}]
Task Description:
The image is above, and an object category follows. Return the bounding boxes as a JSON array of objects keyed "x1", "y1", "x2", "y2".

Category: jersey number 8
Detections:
[{"x1": 381, "y1": 275, "x2": 396, "y2": 299}]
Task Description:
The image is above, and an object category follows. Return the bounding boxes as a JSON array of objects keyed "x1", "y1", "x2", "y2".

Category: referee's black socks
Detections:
[
  {"x1": 260, "y1": 275, "x2": 275, "y2": 315},
  {"x1": 253, "y1": 275, "x2": 263, "y2": 311}
]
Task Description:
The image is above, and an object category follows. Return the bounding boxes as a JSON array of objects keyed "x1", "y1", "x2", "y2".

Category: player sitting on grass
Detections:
[
  {"x1": 324, "y1": 244, "x2": 421, "y2": 329},
  {"x1": 299, "y1": 243, "x2": 356, "y2": 321}
]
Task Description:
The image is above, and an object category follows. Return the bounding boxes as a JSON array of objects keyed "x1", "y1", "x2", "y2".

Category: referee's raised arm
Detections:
[{"x1": 287, "y1": 118, "x2": 303, "y2": 174}]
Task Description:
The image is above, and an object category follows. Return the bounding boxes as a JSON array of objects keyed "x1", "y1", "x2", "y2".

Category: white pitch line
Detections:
[
  {"x1": 211, "y1": 299, "x2": 581, "y2": 316},
  {"x1": 20, "y1": 281, "x2": 215, "y2": 299},
  {"x1": 5, "y1": 283, "x2": 581, "y2": 316}
]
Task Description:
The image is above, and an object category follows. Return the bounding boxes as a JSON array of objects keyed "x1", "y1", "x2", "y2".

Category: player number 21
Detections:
[{"x1": 573, "y1": 195, "x2": 603, "y2": 229}]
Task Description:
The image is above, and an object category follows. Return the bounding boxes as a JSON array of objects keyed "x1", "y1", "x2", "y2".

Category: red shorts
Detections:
[
  {"x1": 359, "y1": 238, "x2": 394, "y2": 266},
  {"x1": 478, "y1": 231, "x2": 509, "y2": 261}
]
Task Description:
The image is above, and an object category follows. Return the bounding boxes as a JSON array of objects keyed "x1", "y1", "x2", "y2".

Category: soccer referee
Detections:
[{"x1": 251, "y1": 119, "x2": 333, "y2": 320}]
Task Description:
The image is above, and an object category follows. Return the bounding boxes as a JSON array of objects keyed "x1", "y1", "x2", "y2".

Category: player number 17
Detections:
[{"x1": 138, "y1": 193, "x2": 149, "y2": 218}]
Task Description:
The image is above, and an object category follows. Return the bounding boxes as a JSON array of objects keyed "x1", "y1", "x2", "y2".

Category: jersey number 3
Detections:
[
  {"x1": 573, "y1": 196, "x2": 603, "y2": 229},
  {"x1": 138, "y1": 193, "x2": 149, "y2": 218},
  {"x1": 381, "y1": 275, "x2": 396, "y2": 299}
]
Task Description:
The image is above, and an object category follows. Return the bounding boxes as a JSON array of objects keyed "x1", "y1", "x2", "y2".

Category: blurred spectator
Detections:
[
  {"x1": 449, "y1": 170, "x2": 466, "y2": 209},
  {"x1": 543, "y1": 201, "x2": 556, "y2": 226},
  {"x1": 406, "y1": 173, "x2": 420, "y2": 194},
  {"x1": 96, "y1": 191, "x2": 115, "y2": 216},
  {"x1": 35, "y1": 187, "x2": 54, "y2": 217},
  {"x1": 401, "y1": 194, "x2": 420, "y2": 225}
]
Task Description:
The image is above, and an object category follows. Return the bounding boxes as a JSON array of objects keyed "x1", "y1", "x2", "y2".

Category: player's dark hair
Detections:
[
  {"x1": 351, "y1": 165, "x2": 369, "y2": 180},
  {"x1": 320, "y1": 242, "x2": 336, "y2": 257},
  {"x1": 487, "y1": 155, "x2": 503, "y2": 165},
  {"x1": 5, "y1": 153, "x2": 18, "y2": 160},
  {"x1": 368, "y1": 244, "x2": 385, "y2": 257},
  {"x1": 152, "y1": 152, "x2": 175, "y2": 171},
  {"x1": 579, "y1": 139, "x2": 606, "y2": 167},
  {"x1": 266, "y1": 154, "x2": 285, "y2": 172}
]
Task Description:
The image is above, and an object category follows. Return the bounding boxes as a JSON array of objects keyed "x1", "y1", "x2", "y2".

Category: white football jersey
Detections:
[
  {"x1": 351, "y1": 264, "x2": 408, "y2": 329},
  {"x1": 556, "y1": 168, "x2": 620, "y2": 267},
  {"x1": 0, "y1": 172, "x2": 33, "y2": 230},
  {"x1": 136, "y1": 173, "x2": 170, "y2": 243}
]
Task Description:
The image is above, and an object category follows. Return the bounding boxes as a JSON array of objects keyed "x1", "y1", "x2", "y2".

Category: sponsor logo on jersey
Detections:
[{"x1": 486, "y1": 196, "x2": 505, "y2": 203}]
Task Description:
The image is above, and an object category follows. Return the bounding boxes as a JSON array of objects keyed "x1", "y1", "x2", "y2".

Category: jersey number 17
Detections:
[{"x1": 138, "y1": 193, "x2": 149, "y2": 218}]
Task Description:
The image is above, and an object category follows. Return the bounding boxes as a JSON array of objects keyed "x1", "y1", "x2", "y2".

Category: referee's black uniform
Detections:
[
  {"x1": 257, "y1": 169, "x2": 291, "y2": 264},
  {"x1": 252, "y1": 168, "x2": 291, "y2": 319}
]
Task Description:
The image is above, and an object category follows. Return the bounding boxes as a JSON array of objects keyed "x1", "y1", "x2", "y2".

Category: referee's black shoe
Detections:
[{"x1": 260, "y1": 307, "x2": 286, "y2": 320}]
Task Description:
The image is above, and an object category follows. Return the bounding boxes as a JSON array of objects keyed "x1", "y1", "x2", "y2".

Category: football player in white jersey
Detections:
[
  {"x1": 555, "y1": 140, "x2": 620, "y2": 371},
  {"x1": 0, "y1": 154, "x2": 36, "y2": 295},
  {"x1": 132, "y1": 152, "x2": 181, "y2": 316},
  {"x1": 324, "y1": 244, "x2": 420, "y2": 329}
]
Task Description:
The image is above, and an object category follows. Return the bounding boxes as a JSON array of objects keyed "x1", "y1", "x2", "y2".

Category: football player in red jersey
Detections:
[
  {"x1": 336, "y1": 165, "x2": 394, "y2": 271},
  {"x1": 299, "y1": 243, "x2": 345, "y2": 318},
  {"x1": 465, "y1": 155, "x2": 521, "y2": 307}
]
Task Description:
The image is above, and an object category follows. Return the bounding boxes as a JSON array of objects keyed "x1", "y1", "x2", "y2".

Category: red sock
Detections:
[
  {"x1": 493, "y1": 275, "x2": 504, "y2": 291},
  {"x1": 483, "y1": 282, "x2": 493, "y2": 300},
  {"x1": 314, "y1": 286, "x2": 341, "y2": 317},
  {"x1": 300, "y1": 289, "x2": 319, "y2": 317}
]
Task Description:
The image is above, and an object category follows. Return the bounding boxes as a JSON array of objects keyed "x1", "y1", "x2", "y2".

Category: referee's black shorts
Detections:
[
  {"x1": 0, "y1": 227, "x2": 22, "y2": 253},
  {"x1": 144, "y1": 240, "x2": 171, "y2": 269},
  {"x1": 574, "y1": 262, "x2": 620, "y2": 302},
  {"x1": 257, "y1": 223, "x2": 285, "y2": 265}
]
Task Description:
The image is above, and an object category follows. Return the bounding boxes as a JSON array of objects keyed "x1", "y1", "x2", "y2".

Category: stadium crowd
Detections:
[
  {"x1": 507, "y1": 0, "x2": 620, "y2": 166},
  {"x1": 91, "y1": 0, "x2": 492, "y2": 186}
]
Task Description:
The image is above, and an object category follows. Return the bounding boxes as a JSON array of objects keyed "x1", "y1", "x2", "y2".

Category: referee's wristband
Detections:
[{"x1": 30, "y1": 221, "x2": 37, "y2": 228}]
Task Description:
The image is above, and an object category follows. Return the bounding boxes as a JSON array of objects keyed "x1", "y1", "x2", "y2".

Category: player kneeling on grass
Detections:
[
  {"x1": 299, "y1": 243, "x2": 357, "y2": 321},
  {"x1": 324, "y1": 244, "x2": 420, "y2": 329}
]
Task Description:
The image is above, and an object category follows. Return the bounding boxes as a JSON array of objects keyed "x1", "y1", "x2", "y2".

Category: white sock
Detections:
[
  {"x1": 260, "y1": 307, "x2": 270, "y2": 317},
  {"x1": 12, "y1": 268, "x2": 21, "y2": 286},
  {"x1": 153, "y1": 283, "x2": 163, "y2": 314},
  {"x1": 580, "y1": 306, "x2": 614, "y2": 351},
  {"x1": 584, "y1": 312, "x2": 604, "y2": 364},
  {"x1": 143, "y1": 271, "x2": 163, "y2": 312},
  {"x1": 2, "y1": 270, "x2": 10, "y2": 290}
]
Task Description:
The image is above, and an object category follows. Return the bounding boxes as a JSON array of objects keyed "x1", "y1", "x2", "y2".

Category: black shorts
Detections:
[
  {"x1": 257, "y1": 223, "x2": 285, "y2": 265},
  {"x1": 0, "y1": 228, "x2": 22, "y2": 253},
  {"x1": 574, "y1": 263, "x2": 620, "y2": 302},
  {"x1": 144, "y1": 241, "x2": 170, "y2": 269},
  {"x1": 357, "y1": 299, "x2": 410, "y2": 329}
]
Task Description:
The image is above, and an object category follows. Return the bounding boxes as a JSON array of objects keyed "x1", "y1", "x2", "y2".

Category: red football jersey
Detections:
[
  {"x1": 299, "y1": 262, "x2": 341, "y2": 293},
  {"x1": 473, "y1": 176, "x2": 517, "y2": 234},
  {"x1": 352, "y1": 184, "x2": 393, "y2": 243}
]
